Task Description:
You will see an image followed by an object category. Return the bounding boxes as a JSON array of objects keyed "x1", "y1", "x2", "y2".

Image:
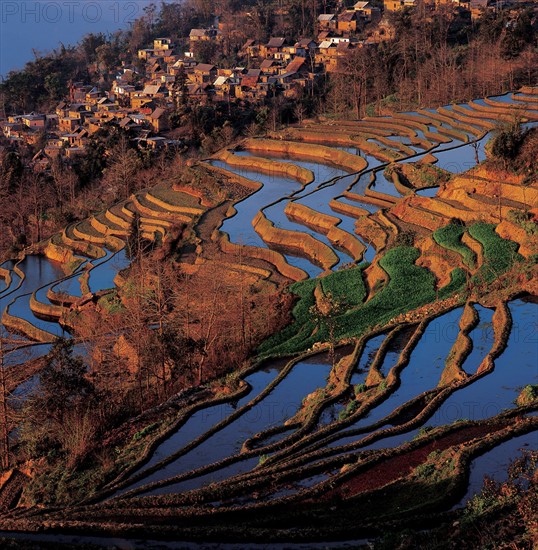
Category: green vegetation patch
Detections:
[
  {"x1": 320, "y1": 264, "x2": 368, "y2": 307},
  {"x1": 433, "y1": 223, "x2": 476, "y2": 268},
  {"x1": 507, "y1": 209, "x2": 538, "y2": 236},
  {"x1": 437, "y1": 268, "x2": 467, "y2": 299},
  {"x1": 468, "y1": 222, "x2": 522, "y2": 284},
  {"x1": 260, "y1": 247, "x2": 462, "y2": 357}
]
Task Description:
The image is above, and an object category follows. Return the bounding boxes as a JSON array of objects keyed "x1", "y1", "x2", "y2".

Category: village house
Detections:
[
  {"x1": 141, "y1": 84, "x2": 168, "y2": 98},
  {"x1": 97, "y1": 97, "x2": 119, "y2": 112},
  {"x1": 69, "y1": 82, "x2": 94, "y2": 102},
  {"x1": 44, "y1": 142, "x2": 64, "y2": 159},
  {"x1": 260, "y1": 59, "x2": 282, "y2": 75},
  {"x1": 1, "y1": 121, "x2": 24, "y2": 139},
  {"x1": 237, "y1": 70, "x2": 261, "y2": 100},
  {"x1": 85, "y1": 87, "x2": 105, "y2": 104},
  {"x1": 21, "y1": 113, "x2": 46, "y2": 129},
  {"x1": 154, "y1": 38, "x2": 174, "y2": 51},
  {"x1": 131, "y1": 96, "x2": 157, "y2": 111},
  {"x1": 318, "y1": 14, "x2": 337, "y2": 32},
  {"x1": 191, "y1": 64, "x2": 217, "y2": 85},
  {"x1": 189, "y1": 27, "x2": 220, "y2": 48},
  {"x1": 59, "y1": 117, "x2": 81, "y2": 133},
  {"x1": 31, "y1": 150, "x2": 52, "y2": 172},
  {"x1": 213, "y1": 75, "x2": 238, "y2": 101},
  {"x1": 260, "y1": 37, "x2": 287, "y2": 59},
  {"x1": 353, "y1": 1, "x2": 381, "y2": 21},
  {"x1": 148, "y1": 108, "x2": 169, "y2": 132},
  {"x1": 383, "y1": 0, "x2": 416, "y2": 10},
  {"x1": 241, "y1": 39, "x2": 261, "y2": 60},
  {"x1": 291, "y1": 39, "x2": 317, "y2": 58},
  {"x1": 336, "y1": 11, "x2": 361, "y2": 34}
]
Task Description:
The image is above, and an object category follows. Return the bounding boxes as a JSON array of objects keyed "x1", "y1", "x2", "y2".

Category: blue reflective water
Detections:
[
  {"x1": 416, "y1": 187, "x2": 439, "y2": 197},
  {"x1": 1, "y1": 256, "x2": 67, "y2": 338},
  {"x1": 210, "y1": 159, "x2": 323, "y2": 276},
  {"x1": 234, "y1": 150, "x2": 346, "y2": 186},
  {"x1": 429, "y1": 299, "x2": 538, "y2": 426},
  {"x1": 124, "y1": 364, "x2": 284, "y2": 484},
  {"x1": 123, "y1": 355, "x2": 333, "y2": 495},
  {"x1": 88, "y1": 248, "x2": 128, "y2": 292},
  {"x1": 369, "y1": 171, "x2": 401, "y2": 197},
  {"x1": 263, "y1": 201, "x2": 353, "y2": 268},
  {"x1": 328, "y1": 308, "x2": 463, "y2": 447},
  {"x1": 454, "y1": 430, "x2": 538, "y2": 508},
  {"x1": 461, "y1": 305, "x2": 495, "y2": 375}
]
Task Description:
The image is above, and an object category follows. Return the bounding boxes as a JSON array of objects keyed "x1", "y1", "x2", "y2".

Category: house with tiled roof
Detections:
[{"x1": 318, "y1": 14, "x2": 337, "y2": 31}]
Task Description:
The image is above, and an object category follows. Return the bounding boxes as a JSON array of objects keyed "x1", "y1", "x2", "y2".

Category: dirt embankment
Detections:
[
  {"x1": 253, "y1": 210, "x2": 339, "y2": 271},
  {"x1": 242, "y1": 138, "x2": 367, "y2": 173},
  {"x1": 285, "y1": 202, "x2": 366, "y2": 261}
]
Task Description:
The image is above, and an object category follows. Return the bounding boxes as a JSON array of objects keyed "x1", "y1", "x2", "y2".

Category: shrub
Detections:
[
  {"x1": 489, "y1": 121, "x2": 527, "y2": 168},
  {"x1": 506, "y1": 210, "x2": 538, "y2": 235}
]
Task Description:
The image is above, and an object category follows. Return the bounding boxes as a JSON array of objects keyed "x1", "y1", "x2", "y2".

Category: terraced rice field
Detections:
[{"x1": 0, "y1": 90, "x2": 537, "y2": 543}]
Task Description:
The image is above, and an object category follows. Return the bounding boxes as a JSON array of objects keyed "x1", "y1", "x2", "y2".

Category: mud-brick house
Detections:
[
  {"x1": 191, "y1": 64, "x2": 217, "y2": 85},
  {"x1": 316, "y1": 40, "x2": 339, "y2": 72},
  {"x1": 291, "y1": 39, "x2": 317, "y2": 58},
  {"x1": 353, "y1": 1, "x2": 381, "y2": 22},
  {"x1": 138, "y1": 49, "x2": 154, "y2": 61},
  {"x1": 213, "y1": 76, "x2": 233, "y2": 101},
  {"x1": 168, "y1": 58, "x2": 197, "y2": 77},
  {"x1": 71, "y1": 127, "x2": 89, "y2": 147},
  {"x1": 85, "y1": 87, "x2": 105, "y2": 104},
  {"x1": 21, "y1": 113, "x2": 46, "y2": 129},
  {"x1": 318, "y1": 14, "x2": 337, "y2": 32},
  {"x1": 260, "y1": 59, "x2": 282, "y2": 75},
  {"x1": 119, "y1": 116, "x2": 142, "y2": 132},
  {"x1": 31, "y1": 150, "x2": 52, "y2": 172},
  {"x1": 154, "y1": 38, "x2": 174, "y2": 51},
  {"x1": 148, "y1": 108, "x2": 170, "y2": 132},
  {"x1": 1, "y1": 121, "x2": 21, "y2": 138},
  {"x1": 69, "y1": 82, "x2": 93, "y2": 102},
  {"x1": 44, "y1": 143, "x2": 64, "y2": 159},
  {"x1": 97, "y1": 97, "x2": 119, "y2": 112},
  {"x1": 337, "y1": 11, "x2": 362, "y2": 34},
  {"x1": 383, "y1": 0, "x2": 416, "y2": 10},
  {"x1": 242, "y1": 39, "x2": 261, "y2": 59},
  {"x1": 55, "y1": 102, "x2": 69, "y2": 117},
  {"x1": 59, "y1": 116, "x2": 80, "y2": 133},
  {"x1": 131, "y1": 95, "x2": 157, "y2": 111},
  {"x1": 187, "y1": 83, "x2": 210, "y2": 103},
  {"x1": 260, "y1": 37, "x2": 287, "y2": 60},
  {"x1": 67, "y1": 104, "x2": 93, "y2": 123},
  {"x1": 141, "y1": 84, "x2": 168, "y2": 99},
  {"x1": 189, "y1": 27, "x2": 219, "y2": 49},
  {"x1": 237, "y1": 71, "x2": 261, "y2": 101},
  {"x1": 113, "y1": 83, "x2": 137, "y2": 97}
]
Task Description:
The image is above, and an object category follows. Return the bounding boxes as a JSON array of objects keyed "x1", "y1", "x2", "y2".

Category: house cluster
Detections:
[
  {"x1": 0, "y1": 79, "x2": 183, "y2": 172},
  {"x1": 2, "y1": 0, "x2": 532, "y2": 171}
]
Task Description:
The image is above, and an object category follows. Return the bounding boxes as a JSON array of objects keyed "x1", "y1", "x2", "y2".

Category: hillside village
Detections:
[{"x1": 2, "y1": 0, "x2": 537, "y2": 173}]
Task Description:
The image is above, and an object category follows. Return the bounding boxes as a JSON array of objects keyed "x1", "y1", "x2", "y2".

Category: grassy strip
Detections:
[
  {"x1": 333, "y1": 247, "x2": 436, "y2": 340},
  {"x1": 320, "y1": 263, "x2": 368, "y2": 306},
  {"x1": 438, "y1": 267, "x2": 467, "y2": 298},
  {"x1": 260, "y1": 247, "x2": 465, "y2": 357},
  {"x1": 468, "y1": 222, "x2": 522, "y2": 284},
  {"x1": 433, "y1": 223, "x2": 476, "y2": 268}
]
